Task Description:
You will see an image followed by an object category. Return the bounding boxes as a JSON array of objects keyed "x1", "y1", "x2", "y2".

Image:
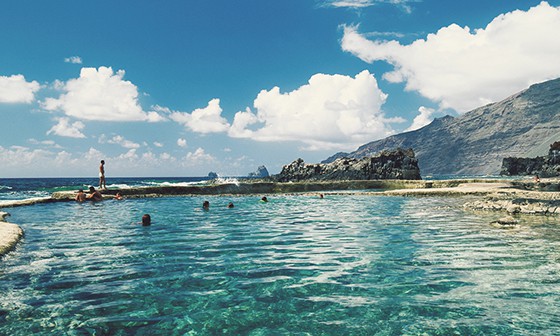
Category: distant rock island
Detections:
[
  {"x1": 501, "y1": 141, "x2": 560, "y2": 177},
  {"x1": 248, "y1": 165, "x2": 270, "y2": 178},
  {"x1": 274, "y1": 148, "x2": 421, "y2": 182},
  {"x1": 324, "y1": 77, "x2": 560, "y2": 175}
]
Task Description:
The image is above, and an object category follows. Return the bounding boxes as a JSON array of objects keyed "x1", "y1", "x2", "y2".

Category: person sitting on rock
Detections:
[{"x1": 86, "y1": 186, "x2": 103, "y2": 201}]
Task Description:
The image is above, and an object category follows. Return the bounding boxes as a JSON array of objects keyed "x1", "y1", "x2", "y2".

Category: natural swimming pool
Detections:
[{"x1": 2, "y1": 194, "x2": 560, "y2": 335}]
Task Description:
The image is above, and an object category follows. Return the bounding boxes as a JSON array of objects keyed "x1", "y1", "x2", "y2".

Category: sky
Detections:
[{"x1": 1, "y1": 0, "x2": 560, "y2": 178}]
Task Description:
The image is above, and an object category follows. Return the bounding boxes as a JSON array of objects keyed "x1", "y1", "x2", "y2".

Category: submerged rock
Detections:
[
  {"x1": 275, "y1": 148, "x2": 421, "y2": 182},
  {"x1": 490, "y1": 216, "x2": 519, "y2": 228}
]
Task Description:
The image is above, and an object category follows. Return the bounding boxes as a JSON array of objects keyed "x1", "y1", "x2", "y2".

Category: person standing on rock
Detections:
[{"x1": 99, "y1": 160, "x2": 106, "y2": 190}]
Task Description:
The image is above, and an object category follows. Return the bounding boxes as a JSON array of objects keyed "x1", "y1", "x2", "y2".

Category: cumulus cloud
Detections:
[
  {"x1": 153, "y1": 142, "x2": 164, "y2": 148},
  {"x1": 184, "y1": 147, "x2": 216, "y2": 166},
  {"x1": 107, "y1": 135, "x2": 141, "y2": 149},
  {"x1": 177, "y1": 138, "x2": 188, "y2": 148},
  {"x1": 64, "y1": 56, "x2": 83, "y2": 64},
  {"x1": 405, "y1": 106, "x2": 436, "y2": 132},
  {"x1": 0, "y1": 74, "x2": 40, "y2": 104},
  {"x1": 229, "y1": 70, "x2": 397, "y2": 151},
  {"x1": 41, "y1": 66, "x2": 165, "y2": 122},
  {"x1": 169, "y1": 99, "x2": 230, "y2": 133},
  {"x1": 47, "y1": 117, "x2": 86, "y2": 138},
  {"x1": 341, "y1": 2, "x2": 560, "y2": 112}
]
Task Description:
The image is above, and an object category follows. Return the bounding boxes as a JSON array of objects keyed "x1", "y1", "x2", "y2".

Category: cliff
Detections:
[
  {"x1": 323, "y1": 77, "x2": 560, "y2": 175},
  {"x1": 501, "y1": 141, "x2": 560, "y2": 177},
  {"x1": 275, "y1": 148, "x2": 421, "y2": 182}
]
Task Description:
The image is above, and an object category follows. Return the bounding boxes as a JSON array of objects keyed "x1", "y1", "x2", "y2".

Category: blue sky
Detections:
[{"x1": 1, "y1": 0, "x2": 560, "y2": 178}]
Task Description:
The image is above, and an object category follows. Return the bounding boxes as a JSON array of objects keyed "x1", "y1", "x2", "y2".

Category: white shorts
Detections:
[{"x1": 99, "y1": 172, "x2": 104, "y2": 178}]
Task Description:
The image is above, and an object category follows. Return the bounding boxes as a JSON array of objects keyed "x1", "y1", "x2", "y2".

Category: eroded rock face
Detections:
[
  {"x1": 275, "y1": 148, "x2": 421, "y2": 182},
  {"x1": 501, "y1": 142, "x2": 560, "y2": 177}
]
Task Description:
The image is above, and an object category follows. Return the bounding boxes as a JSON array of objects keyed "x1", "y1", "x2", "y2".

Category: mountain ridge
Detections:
[{"x1": 323, "y1": 77, "x2": 560, "y2": 175}]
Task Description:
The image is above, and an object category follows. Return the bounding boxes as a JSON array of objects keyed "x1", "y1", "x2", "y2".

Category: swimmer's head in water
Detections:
[{"x1": 142, "y1": 214, "x2": 151, "y2": 226}]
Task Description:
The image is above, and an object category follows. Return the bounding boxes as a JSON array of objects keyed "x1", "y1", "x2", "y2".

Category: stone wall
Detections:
[{"x1": 275, "y1": 148, "x2": 421, "y2": 182}]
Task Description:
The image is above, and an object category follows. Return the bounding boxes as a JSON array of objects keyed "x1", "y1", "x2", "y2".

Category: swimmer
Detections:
[
  {"x1": 114, "y1": 192, "x2": 124, "y2": 200},
  {"x1": 227, "y1": 202, "x2": 234, "y2": 208},
  {"x1": 319, "y1": 194, "x2": 324, "y2": 199},
  {"x1": 86, "y1": 186, "x2": 103, "y2": 201},
  {"x1": 75, "y1": 189, "x2": 86, "y2": 202},
  {"x1": 260, "y1": 196, "x2": 268, "y2": 203},
  {"x1": 141, "y1": 214, "x2": 151, "y2": 226},
  {"x1": 202, "y1": 200, "x2": 210, "y2": 210}
]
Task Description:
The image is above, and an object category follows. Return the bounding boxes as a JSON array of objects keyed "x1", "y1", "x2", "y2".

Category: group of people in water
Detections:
[{"x1": 74, "y1": 159, "x2": 325, "y2": 227}]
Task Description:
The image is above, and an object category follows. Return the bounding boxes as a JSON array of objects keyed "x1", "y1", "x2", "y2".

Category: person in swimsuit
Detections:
[{"x1": 99, "y1": 160, "x2": 106, "y2": 190}]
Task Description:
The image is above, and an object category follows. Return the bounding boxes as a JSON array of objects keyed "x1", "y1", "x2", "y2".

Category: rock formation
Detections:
[
  {"x1": 275, "y1": 148, "x2": 421, "y2": 182},
  {"x1": 247, "y1": 165, "x2": 270, "y2": 178},
  {"x1": 323, "y1": 77, "x2": 560, "y2": 175},
  {"x1": 501, "y1": 141, "x2": 560, "y2": 177}
]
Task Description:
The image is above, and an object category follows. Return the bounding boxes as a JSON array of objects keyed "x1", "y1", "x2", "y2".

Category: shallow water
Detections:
[{"x1": 1, "y1": 195, "x2": 560, "y2": 335}]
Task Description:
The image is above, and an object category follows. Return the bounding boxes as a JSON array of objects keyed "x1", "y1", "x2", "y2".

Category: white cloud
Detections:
[
  {"x1": 229, "y1": 70, "x2": 396, "y2": 151},
  {"x1": 41, "y1": 66, "x2": 165, "y2": 122},
  {"x1": 64, "y1": 56, "x2": 83, "y2": 64},
  {"x1": 184, "y1": 147, "x2": 216, "y2": 166},
  {"x1": 47, "y1": 117, "x2": 86, "y2": 138},
  {"x1": 169, "y1": 98, "x2": 230, "y2": 133},
  {"x1": 28, "y1": 139, "x2": 62, "y2": 148},
  {"x1": 405, "y1": 106, "x2": 436, "y2": 132},
  {"x1": 107, "y1": 135, "x2": 141, "y2": 149},
  {"x1": 177, "y1": 138, "x2": 188, "y2": 148},
  {"x1": 323, "y1": 0, "x2": 413, "y2": 12},
  {"x1": 341, "y1": 2, "x2": 560, "y2": 112},
  {"x1": 0, "y1": 74, "x2": 40, "y2": 104},
  {"x1": 153, "y1": 141, "x2": 164, "y2": 148}
]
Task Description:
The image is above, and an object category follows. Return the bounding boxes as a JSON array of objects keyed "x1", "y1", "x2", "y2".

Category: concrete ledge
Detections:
[{"x1": 0, "y1": 212, "x2": 24, "y2": 257}]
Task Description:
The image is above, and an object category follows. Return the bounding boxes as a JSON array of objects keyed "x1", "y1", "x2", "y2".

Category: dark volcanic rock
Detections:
[
  {"x1": 323, "y1": 78, "x2": 560, "y2": 175},
  {"x1": 501, "y1": 141, "x2": 560, "y2": 177},
  {"x1": 275, "y1": 148, "x2": 421, "y2": 182}
]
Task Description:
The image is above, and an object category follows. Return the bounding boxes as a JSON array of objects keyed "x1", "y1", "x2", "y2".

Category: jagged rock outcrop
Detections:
[
  {"x1": 247, "y1": 165, "x2": 270, "y2": 178},
  {"x1": 275, "y1": 148, "x2": 421, "y2": 182},
  {"x1": 208, "y1": 172, "x2": 218, "y2": 179},
  {"x1": 323, "y1": 78, "x2": 560, "y2": 175},
  {"x1": 501, "y1": 141, "x2": 560, "y2": 177}
]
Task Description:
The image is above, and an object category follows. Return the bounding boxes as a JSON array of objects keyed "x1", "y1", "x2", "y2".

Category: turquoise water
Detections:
[{"x1": 2, "y1": 194, "x2": 560, "y2": 335}]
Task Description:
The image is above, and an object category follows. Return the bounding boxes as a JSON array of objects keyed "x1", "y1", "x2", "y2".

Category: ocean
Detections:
[{"x1": 1, "y1": 177, "x2": 560, "y2": 335}]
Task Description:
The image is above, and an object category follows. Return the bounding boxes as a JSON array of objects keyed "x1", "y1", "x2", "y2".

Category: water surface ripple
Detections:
[{"x1": 1, "y1": 195, "x2": 560, "y2": 335}]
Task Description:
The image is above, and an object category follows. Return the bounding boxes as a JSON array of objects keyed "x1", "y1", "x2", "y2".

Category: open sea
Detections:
[{"x1": 1, "y1": 177, "x2": 560, "y2": 335}]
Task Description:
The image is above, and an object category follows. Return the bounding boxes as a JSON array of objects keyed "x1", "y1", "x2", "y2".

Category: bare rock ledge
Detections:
[{"x1": 0, "y1": 212, "x2": 24, "y2": 257}]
